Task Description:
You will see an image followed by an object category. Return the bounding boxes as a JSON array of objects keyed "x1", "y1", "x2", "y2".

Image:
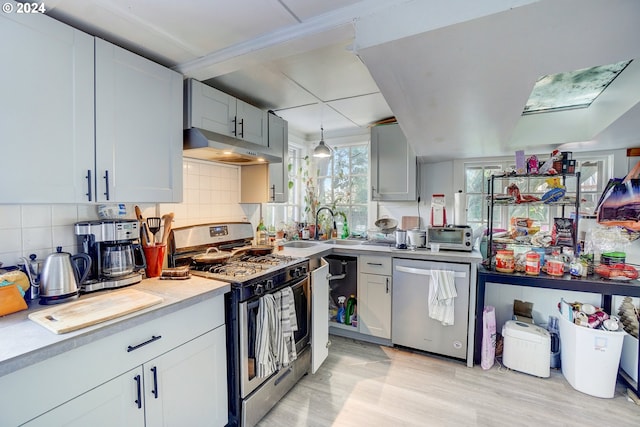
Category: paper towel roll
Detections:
[{"x1": 454, "y1": 191, "x2": 467, "y2": 226}]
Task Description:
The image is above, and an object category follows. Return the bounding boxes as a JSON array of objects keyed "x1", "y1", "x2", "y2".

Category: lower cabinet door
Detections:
[
  {"x1": 23, "y1": 367, "x2": 144, "y2": 427},
  {"x1": 359, "y1": 273, "x2": 392, "y2": 339},
  {"x1": 144, "y1": 327, "x2": 228, "y2": 427}
]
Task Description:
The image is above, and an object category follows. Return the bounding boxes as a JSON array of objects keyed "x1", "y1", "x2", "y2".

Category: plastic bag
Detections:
[
  {"x1": 596, "y1": 161, "x2": 640, "y2": 231},
  {"x1": 481, "y1": 306, "x2": 497, "y2": 370}
]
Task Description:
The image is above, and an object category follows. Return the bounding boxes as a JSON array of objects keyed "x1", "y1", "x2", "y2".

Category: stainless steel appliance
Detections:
[
  {"x1": 168, "y1": 222, "x2": 312, "y2": 427},
  {"x1": 39, "y1": 247, "x2": 91, "y2": 304},
  {"x1": 74, "y1": 219, "x2": 146, "y2": 292},
  {"x1": 392, "y1": 258, "x2": 471, "y2": 361},
  {"x1": 395, "y1": 229, "x2": 407, "y2": 249},
  {"x1": 426, "y1": 225, "x2": 473, "y2": 251}
]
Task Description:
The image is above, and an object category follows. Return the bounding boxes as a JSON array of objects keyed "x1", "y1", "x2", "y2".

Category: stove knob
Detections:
[
  {"x1": 290, "y1": 269, "x2": 298, "y2": 279},
  {"x1": 265, "y1": 279, "x2": 274, "y2": 291},
  {"x1": 255, "y1": 283, "x2": 264, "y2": 295}
]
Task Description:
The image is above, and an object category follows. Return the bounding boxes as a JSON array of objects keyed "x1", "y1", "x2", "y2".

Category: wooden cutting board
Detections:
[
  {"x1": 29, "y1": 288, "x2": 163, "y2": 334},
  {"x1": 401, "y1": 216, "x2": 420, "y2": 230}
]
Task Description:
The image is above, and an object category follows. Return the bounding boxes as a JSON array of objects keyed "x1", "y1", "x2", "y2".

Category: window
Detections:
[
  {"x1": 316, "y1": 144, "x2": 369, "y2": 236},
  {"x1": 464, "y1": 155, "x2": 610, "y2": 232}
]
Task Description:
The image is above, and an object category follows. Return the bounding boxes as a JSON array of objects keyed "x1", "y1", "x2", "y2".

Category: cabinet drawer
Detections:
[
  {"x1": 360, "y1": 255, "x2": 392, "y2": 275},
  {"x1": 0, "y1": 295, "x2": 224, "y2": 426}
]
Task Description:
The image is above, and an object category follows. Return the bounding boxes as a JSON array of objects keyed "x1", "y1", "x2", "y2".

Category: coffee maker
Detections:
[{"x1": 74, "y1": 219, "x2": 146, "y2": 292}]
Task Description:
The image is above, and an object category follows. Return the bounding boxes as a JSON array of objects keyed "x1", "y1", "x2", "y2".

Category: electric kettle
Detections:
[{"x1": 39, "y1": 247, "x2": 92, "y2": 305}]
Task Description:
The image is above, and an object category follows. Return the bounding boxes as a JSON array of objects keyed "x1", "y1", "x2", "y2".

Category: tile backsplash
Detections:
[{"x1": 0, "y1": 159, "x2": 251, "y2": 268}]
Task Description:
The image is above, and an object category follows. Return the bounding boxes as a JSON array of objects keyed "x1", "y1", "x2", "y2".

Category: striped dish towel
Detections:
[
  {"x1": 255, "y1": 293, "x2": 278, "y2": 378},
  {"x1": 280, "y1": 287, "x2": 298, "y2": 364}
]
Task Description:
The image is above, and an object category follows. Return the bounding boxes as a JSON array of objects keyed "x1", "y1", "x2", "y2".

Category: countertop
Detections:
[
  {"x1": 0, "y1": 276, "x2": 229, "y2": 377},
  {"x1": 277, "y1": 239, "x2": 484, "y2": 264},
  {"x1": 1, "y1": 241, "x2": 481, "y2": 378}
]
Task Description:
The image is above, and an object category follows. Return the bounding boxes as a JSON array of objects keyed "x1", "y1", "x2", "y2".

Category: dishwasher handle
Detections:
[{"x1": 394, "y1": 265, "x2": 467, "y2": 278}]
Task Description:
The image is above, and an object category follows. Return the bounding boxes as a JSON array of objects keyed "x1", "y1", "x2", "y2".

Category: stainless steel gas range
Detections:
[{"x1": 168, "y1": 222, "x2": 313, "y2": 427}]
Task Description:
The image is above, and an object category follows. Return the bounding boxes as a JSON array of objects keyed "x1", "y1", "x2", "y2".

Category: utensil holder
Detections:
[{"x1": 143, "y1": 244, "x2": 166, "y2": 278}]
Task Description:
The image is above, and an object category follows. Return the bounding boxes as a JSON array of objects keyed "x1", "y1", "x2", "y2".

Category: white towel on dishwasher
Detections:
[
  {"x1": 428, "y1": 270, "x2": 457, "y2": 326},
  {"x1": 255, "y1": 293, "x2": 278, "y2": 378}
]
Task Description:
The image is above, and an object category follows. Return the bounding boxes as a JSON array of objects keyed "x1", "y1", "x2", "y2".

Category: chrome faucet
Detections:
[{"x1": 315, "y1": 206, "x2": 337, "y2": 240}]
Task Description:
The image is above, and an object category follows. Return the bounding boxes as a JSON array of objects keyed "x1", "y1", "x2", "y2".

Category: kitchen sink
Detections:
[
  {"x1": 325, "y1": 239, "x2": 364, "y2": 246},
  {"x1": 283, "y1": 241, "x2": 320, "y2": 248}
]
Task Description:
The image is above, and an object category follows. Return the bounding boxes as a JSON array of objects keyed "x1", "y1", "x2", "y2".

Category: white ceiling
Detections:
[{"x1": 40, "y1": 0, "x2": 640, "y2": 161}]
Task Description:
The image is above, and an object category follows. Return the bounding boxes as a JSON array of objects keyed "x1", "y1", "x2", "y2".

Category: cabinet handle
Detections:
[
  {"x1": 386, "y1": 277, "x2": 390, "y2": 294},
  {"x1": 85, "y1": 169, "x2": 92, "y2": 201},
  {"x1": 367, "y1": 262, "x2": 383, "y2": 266},
  {"x1": 103, "y1": 170, "x2": 110, "y2": 200},
  {"x1": 270, "y1": 184, "x2": 276, "y2": 201},
  {"x1": 232, "y1": 117, "x2": 237, "y2": 136},
  {"x1": 134, "y1": 374, "x2": 142, "y2": 409},
  {"x1": 127, "y1": 335, "x2": 162, "y2": 352},
  {"x1": 150, "y1": 366, "x2": 159, "y2": 399},
  {"x1": 239, "y1": 118, "x2": 244, "y2": 138}
]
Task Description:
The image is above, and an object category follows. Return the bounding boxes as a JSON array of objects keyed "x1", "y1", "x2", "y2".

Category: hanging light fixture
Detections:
[{"x1": 313, "y1": 126, "x2": 332, "y2": 158}]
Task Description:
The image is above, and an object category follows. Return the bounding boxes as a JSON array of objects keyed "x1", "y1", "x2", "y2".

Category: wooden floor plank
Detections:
[{"x1": 257, "y1": 336, "x2": 639, "y2": 426}]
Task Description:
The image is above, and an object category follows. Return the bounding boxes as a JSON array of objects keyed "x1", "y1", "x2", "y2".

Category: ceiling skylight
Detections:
[{"x1": 522, "y1": 60, "x2": 632, "y2": 115}]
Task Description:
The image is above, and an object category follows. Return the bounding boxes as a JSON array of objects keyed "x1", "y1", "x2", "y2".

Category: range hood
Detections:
[{"x1": 183, "y1": 127, "x2": 282, "y2": 165}]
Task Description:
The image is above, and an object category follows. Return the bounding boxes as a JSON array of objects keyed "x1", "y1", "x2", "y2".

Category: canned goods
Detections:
[
  {"x1": 525, "y1": 251, "x2": 540, "y2": 275},
  {"x1": 496, "y1": 249, "x2": 515, "y2": 273},
  {"x1": 546, "y1": 253, "x2": 565, "y2": 276}
]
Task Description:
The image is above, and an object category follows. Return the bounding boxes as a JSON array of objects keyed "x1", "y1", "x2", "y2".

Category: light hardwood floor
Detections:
[{"x1": 257, "y1": 335, "x2": 639, "y2": 427}]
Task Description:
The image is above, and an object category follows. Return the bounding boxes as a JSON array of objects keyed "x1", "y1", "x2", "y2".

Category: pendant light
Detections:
[{"x1": 313, "y1": 126, "x2": 332, "y2": 158}]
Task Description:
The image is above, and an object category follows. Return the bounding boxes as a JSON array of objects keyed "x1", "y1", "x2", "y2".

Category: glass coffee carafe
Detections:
[{"x1": 101, "y1": 242, "x2": 139, "y2": 277}]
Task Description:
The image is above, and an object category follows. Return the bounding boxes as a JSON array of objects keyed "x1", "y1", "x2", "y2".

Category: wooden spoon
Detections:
[
  {"x1": 134, "y1": 205, "x2": 151, "y2": 247},
  {"x1": 160, "y1": 213, "x2": 174, "y2": 247}
]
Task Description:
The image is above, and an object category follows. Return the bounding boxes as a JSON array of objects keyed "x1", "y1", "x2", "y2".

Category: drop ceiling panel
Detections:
[
  {"x1": 273, "y1": 42, "x2": 379, "y2": 102},
  {"x1": 282, "y1": 0, "x2": 361, "y2": 20},
  {"x1": 275, "y1": 103, "x2": 357, "y2": 136},
  {"x1": 46, "y1": 0, "x2": 299, "y2": 65},
  {"x1": 327, "y1": 93, "x2": 393, "y2": 127},
  {"x1": 205, "y1": 66, "x2": 318, "y2": 110}
]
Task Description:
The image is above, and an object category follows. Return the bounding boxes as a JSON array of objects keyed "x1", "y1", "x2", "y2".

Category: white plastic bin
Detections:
[{"x1": 558, "y1": 310, "x2": 625, "y2": 398}]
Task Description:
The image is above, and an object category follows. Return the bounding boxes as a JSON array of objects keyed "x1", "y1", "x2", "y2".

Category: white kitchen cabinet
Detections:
[
  {"x1": 95, "y1": 38, "x2": 183, "y2": 203},
  {"x1": 0, "y1": 10, "x2": 183, "y2": 204},
  {"x1": 0, "y1": 8, "x2": 95, "y2": 203},
  {"x1": 267, "y1": 113, "x2": 289, "y2": 203},
  {"x1": 370, "y1": 123, "x2": 417, "y2": 201},
  {"x1": 311, "y1": 258, "x2": 330, "y2": 373},
  {"x1": 144, "y1": 327, "x2": 227, "y2": 427},
  {"x1": 23, "y1": 366, "x2": 144, "y2": 427},
  {"x1": 24, "y1": 328, "x2": 227, "y2": 427},
  {"x1": 185, "y1": 79, "x2": 268, "y2": 147},
  {"x1": 0, "y1": 296, "x2": 226, "y2": 427},
  {"x1": 358, "y1": 255, "x2": 392, "y2": 339}
]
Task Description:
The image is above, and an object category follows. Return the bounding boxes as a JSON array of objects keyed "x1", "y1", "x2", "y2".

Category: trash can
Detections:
[{"x1": 558, "y1": 310, "x2": 625, "y2": 398}]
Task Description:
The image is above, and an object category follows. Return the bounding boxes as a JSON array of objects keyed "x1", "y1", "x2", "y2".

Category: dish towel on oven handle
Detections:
[
  {"x1": 255, "y1": 293, "x2": 278, "y2": 378},
  {"x1": 427, "y1": 270, "x2": 457, "y2": 326},
  {"x1": 280, "y1": 286, "x2": 298, "y2": 364}
]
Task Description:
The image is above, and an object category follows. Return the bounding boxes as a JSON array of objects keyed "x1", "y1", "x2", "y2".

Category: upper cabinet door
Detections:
[
  {"x1": 370, "y1": 123, "x2": 417, "y2": 201},
  {"x1": 95, "y1": 39, "x2": 183, "y2": 203},
  {"x1": 0, "y1": 11, "x2": 94, "y2": 203},
  {"x1": 236, "y1": 100, "x2": 268, "y2": 146},
  {"x1": 267, "y1": 114, "x2": 288, "y2": 203},
  {"x1": 186, "y1": 79, "x2": 236, "y2": 136}
]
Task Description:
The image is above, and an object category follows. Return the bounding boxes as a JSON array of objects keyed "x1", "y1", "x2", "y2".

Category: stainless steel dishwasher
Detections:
[{"x1": 392, "y1": 258, "x2": 471, "y2": 361}]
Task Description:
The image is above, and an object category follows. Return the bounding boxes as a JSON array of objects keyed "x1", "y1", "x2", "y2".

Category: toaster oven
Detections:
[{"x1": 427, "y1": 225, "x2": 473, "y2": 251}]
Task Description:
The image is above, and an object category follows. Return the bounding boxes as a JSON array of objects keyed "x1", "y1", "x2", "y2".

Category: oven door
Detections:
[{"x1": 238, "y1": 275, "x2": 310, "y2": 398}]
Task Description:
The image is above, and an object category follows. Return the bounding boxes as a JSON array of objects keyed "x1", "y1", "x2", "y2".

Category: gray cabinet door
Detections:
[
  {"x1": 267, "y1": 114, "x2": 288, "y2": 203},
  {"x1": 95, "y1": 39, "x2": 183, "y2": 203},
  {"x1": 0, "y1": 11, "x2": 94, "y2": 203},
  {"x1": 370, "y1": 123, "x2": 417, "y2": 201}
]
